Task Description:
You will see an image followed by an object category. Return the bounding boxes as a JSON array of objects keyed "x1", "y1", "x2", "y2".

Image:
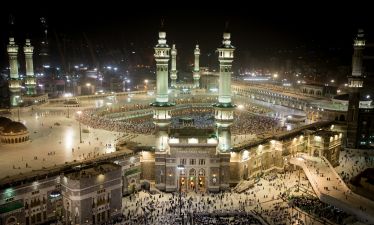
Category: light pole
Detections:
[
  {"x1": 77, "y1": 111, "x2": 82, "y2": 143},
  {"x1": 177, "y1": 164, "x2": 185, "y2": 225},
  {"x1": 17, "y1": 106, "x2": 20, "y2": 122},
  {"x1": 106, "y1": 102, "x2": 112, "y2": 112},
  {"x1": 144, "y1": 79, "x2": 148, "y2": 91},
  {"x1": 297, "y1": 167, "x2": 301, "y2": 192},
  {"x1": 85, "y1": 83, "x2": 91, "y2": 95}
]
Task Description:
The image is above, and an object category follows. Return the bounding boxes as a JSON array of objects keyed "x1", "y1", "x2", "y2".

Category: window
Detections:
[
  {"x1": 190, "y1": 159, "x2": 196, "y2": 165},
  {"x1": 97, "y1": 189, "x2": 106, "y2": 194},
  {"x1": 199, "y1": 159, "x2": 205, "y2": 165},
  {"x1": 180, "y1": 159, "x2": 186, "y2": 165}
]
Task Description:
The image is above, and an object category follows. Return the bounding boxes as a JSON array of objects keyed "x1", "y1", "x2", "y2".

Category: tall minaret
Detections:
[
  {"x1": 170, "y1": 44, "x2": 177, "y2": 88},
  {"x1": 193, "y1": 44, "x2": 200, "y2": 88},
  {"x1": 7, "y1": 37, "x2": 21, "y2": 107},
  {"x1": 24, "y1": 39, "x2": 37, "y2": 96},
  {"x1": 346, "y1": 29, "x2": 365, "y2": 148},
  {"x1": 152, "y1": 27, "x2": 175, "y2": 191},
  {"x1": 213, "y1": 27, "x2": 235, "y2": 191}
]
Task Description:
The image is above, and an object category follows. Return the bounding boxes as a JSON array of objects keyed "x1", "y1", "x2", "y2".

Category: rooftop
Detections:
[{"x1": 65, "y1": 162, "x2": 120, "y2": 180}]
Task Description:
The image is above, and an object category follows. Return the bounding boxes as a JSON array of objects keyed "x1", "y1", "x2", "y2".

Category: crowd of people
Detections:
[
  {"x1": 336, "y1": 148, "x2": 374, "y2": 183},
  {"x1": 78, "y1": 109, "x2": 156, "y2": 134},
  {"x1": 232, "y1": 111, "x2": 280, "y2": 135},
  {"x1": 78, "y1": 102, "x2": 280, "y2": 136},
  {"x1": 291, "y1": 196, "x2": 350, "y2": 224},
  {"x1": 192, "y1": 212, "x2": 263, "y2": 225},
  {"x1": 119, "y1": 190, "x2": 268, "y2": 225}
]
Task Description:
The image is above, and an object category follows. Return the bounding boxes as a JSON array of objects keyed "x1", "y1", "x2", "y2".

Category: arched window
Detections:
[
  {"x1": 198, "y1": 169, "x2": 205, "y2": 176},
  {"x1": 189, "y1": 168, "x2": 196, "y2": 177},
  {"x1": 6, "y1": 216, "x2": 17, "y2": 225}
]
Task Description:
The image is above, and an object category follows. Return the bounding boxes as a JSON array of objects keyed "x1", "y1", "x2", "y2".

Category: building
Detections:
[
  {"x1": 61, "y1": 163, "x2": 122, "y2": 225},
  {"x1": 356, "y1": 108, "x2": 374, "y2": 147},
  {"x1": 0, "y1": 175, "x2": 62, "y2": 225},
  {"x1": 234, "y1": 124, "x2": 342, "y2": 184},
  {"x1": 0, "y1": 162, "x2": 122, "y2": 225},
  {"x1": 157, "y1": 128, "x2": 223, "y2": 192},
  {"x1": 299, "y1": 84, "x2": 337, "y2": 98}
]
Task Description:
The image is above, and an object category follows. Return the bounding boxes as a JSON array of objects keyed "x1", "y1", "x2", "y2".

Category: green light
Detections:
[{"x1": 4, "y1": 188, "x2": 14, "y2": 199}]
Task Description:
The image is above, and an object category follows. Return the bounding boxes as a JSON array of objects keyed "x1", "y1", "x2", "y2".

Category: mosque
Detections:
[{"x1": 143, "y1": 27, "x2": 342, "y2": 192}]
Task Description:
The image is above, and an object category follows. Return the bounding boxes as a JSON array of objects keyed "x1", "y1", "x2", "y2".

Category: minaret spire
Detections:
[
  {"x1": 346, "y1": 29, "x2": 365, "y2": 148},
  {"x1": 212, "y1": 27, "x2": 235, "y2": 191},
  {"x1": 7, "y1": 37, "x2": 21, "y2": 107},
  {"x1": 193, "y1": 44, "x2": 200, "y2": 88},
  {"x1": 151, "y1": 24, "x2": 175, "y2": 152},
  {"x1": 24, "y1": 39, "x2": 37, "y2": 95},
  {"x1": 152, "y1": 24, "x2": 175, "y2": 192},
  {"x1": 214, "y1": 27, "x2": 235, "y2": 152},
  {"x1": 170, "y1": 44, "x2": 177, "y2": 88}
]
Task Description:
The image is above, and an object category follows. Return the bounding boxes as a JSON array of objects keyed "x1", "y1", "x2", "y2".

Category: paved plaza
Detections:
[{"x1": 0, "y1": 94, "x2": 305, "y2": 180}]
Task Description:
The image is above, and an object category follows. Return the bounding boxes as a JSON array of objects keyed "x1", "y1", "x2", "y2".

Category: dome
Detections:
[
  {"x1": 0, "y1": 117, "x2": 12, "y2": 129},
  {"x1": 2, "y1": 122, "x2": 28, "y2": 133}
]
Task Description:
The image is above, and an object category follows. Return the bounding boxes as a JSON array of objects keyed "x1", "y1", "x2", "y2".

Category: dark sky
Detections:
[{"x1": 1, "y1": 2, "x2": 373, "y2": 69}]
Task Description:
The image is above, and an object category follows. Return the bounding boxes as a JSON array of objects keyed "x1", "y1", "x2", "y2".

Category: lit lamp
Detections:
[
  {"x1": 144, "y1": 79, "x2": 149, "y2": 91},
  {"x1": 106, "y1": 102, "x2": 112, "y2": 112},
  {"x1": 77, "y1": 111, "x2": 82, "y2": 143},
  {"x1": 85, "y1": 83, "x2": 91, "y2": 95}
]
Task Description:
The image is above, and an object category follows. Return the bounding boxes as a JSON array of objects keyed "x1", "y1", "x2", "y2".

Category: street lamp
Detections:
[
  {"x1": 177, "y1": 164, "x2": 185, "y2": 225},
  {"x1": 144, "y1": 79, "x2": 149, "y2": 91},
  {"x1": 85, "y1": 83, "x2": 91, "y2": 95},
  {"x1": 77, "y1": 111, "x2": 82, "y2": 143},
  {"x1": 64, "y1": 93, "x2": 72, "y2": 118},
  {"x1": 106, "y1": 102, "x2": 112, "y2": 112}
]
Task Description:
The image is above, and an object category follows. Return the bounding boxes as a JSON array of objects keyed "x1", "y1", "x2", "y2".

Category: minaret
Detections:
[
  {"x1": 346, "y1": 29, "x2": 365, "y2": 148},
  {"x1": 152, "y1": 27, "x2": 175, "y2": 191},
  {"x1": 170, "y1": 44, "x2": 177, "y2": 88},
  {"x1": 193, "y1": 44, "x2": 200, "y2": 88},
  {"x1": 7, "y1": 37, "x2": 21, "y2": 107},
  {"x1": 213, "y1": 27, "x2": 235, "y2": 191},
  {"x1": 24, "y1": 39, "x2": 37, "y2": 95}
]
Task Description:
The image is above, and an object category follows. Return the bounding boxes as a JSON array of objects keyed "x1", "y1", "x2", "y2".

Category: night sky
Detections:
[{"x1": 1, "y1": 3, "x2": 373, "y2": 70}]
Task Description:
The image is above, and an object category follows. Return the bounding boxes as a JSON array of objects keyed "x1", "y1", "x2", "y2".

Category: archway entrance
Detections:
[
  {"x1": 128, "y1": 179, "x2": 136, "y2": 193},
  {"x1": 243, "y1": 164, "x2": 248, "y2": 180},
  {"x1": 6, "y1": 217, "x2": 17, "y2": 225},
  {"x1": 179, "y1": 168, "x2": 187, "y2": 192},
  {"x1": 188, "y1": 169, "x2": 196, "y2": 191},
  {"x1": 198, "y1": 169, "x2": 206, "y2": 192}
]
